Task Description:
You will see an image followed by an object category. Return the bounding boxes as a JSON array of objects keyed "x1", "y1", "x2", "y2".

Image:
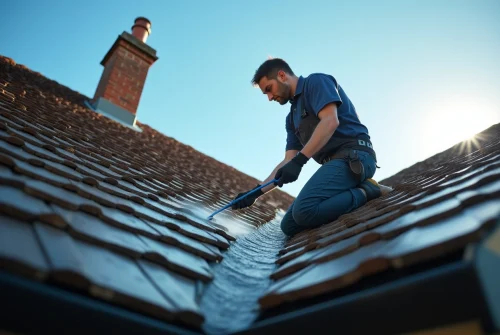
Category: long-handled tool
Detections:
[{"x1": 207, "y1": 179, "x2": 278, "y2": 220}]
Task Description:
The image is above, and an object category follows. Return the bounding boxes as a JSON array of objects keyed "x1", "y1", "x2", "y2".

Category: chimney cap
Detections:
[{"x1": 131, "y1": 17, "x2": 152, "y2": 43}]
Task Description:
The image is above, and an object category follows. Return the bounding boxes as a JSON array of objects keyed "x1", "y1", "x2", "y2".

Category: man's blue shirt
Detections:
[{"x1": 285, "y1": 73, "x2": 371, "y2": 151}]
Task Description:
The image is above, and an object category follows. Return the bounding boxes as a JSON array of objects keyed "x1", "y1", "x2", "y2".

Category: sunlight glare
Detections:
[{"x1": 426, "y1": 97, "x2": 499, "y2": 152}]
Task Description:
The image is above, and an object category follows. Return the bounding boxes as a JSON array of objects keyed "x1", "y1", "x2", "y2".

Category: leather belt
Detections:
[{"x1": 320, "y1": 148, "x2": 370, "y2": 183}]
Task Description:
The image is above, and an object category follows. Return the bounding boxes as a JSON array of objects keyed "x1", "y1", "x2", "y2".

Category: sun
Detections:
[{"x1": 426, "y1": 97, "x2": 499, "y2": 153}]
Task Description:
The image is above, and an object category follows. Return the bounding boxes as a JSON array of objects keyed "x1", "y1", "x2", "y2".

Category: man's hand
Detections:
[
  {"x1": 231, "y1": 185, "x2": 263, "y2": 210},
  {"x1": 274, "y1": 152, "x2": 309, "y2": 187}
]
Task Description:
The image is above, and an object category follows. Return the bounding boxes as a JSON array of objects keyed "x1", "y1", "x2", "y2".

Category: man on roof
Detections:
[{"x1": 231, "y1": 58, "x2": 392, "y2": 237}]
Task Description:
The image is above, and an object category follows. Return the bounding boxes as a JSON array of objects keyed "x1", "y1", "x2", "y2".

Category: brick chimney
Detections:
[{"x1": 90, "y1": 17, "x2": 158, "y2": 127}]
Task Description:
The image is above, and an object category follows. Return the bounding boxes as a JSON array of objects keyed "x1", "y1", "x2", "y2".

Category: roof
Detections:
[
  {"x1": 1, "y1": 54, "x2": 499, "y2": 335},
  {"x1": 0, "y1": 55, "x2": 294, "y2": 333}
]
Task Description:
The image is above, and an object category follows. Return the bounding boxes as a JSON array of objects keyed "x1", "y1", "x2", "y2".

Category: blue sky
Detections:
[{"x1": 2, "y1": 0, "x2": 499, "y2": 197}]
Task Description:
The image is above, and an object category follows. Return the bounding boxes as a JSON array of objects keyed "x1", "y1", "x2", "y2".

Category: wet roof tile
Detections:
[
  {"x1": 139, "y1": 235, "x2": 213, "y2": 282},
  {"x1": 0, "y1": 216, "x2": 49, "y2": 280},
  {"x1": 144, "y1": 218, "x2": 223, "y2": 262},
  {"x1": 138, "y1": 260, "x2": 204, "y2": 327},
  {"x1": 52, "y1": 204, "x2": 147, "y2": 258},
  {"x1": 34, "y1": 223, "x2": 185, "y2": 324},
  {"x1": 261, "y1": 199, "x2": 500, "y2": 309},
  {"x1": 0, "y1": 184, "x2": 54, "y2": 220}
]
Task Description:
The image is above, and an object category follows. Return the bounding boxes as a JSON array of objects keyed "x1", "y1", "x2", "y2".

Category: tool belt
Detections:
[{"x1": 320, "y1": 139, "x2": 377, "y2": 183}]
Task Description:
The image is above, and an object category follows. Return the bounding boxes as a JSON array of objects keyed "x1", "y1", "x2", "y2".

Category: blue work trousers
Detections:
[{"x1": 280, "y1": 151, "x2": 376, "y2": 236}]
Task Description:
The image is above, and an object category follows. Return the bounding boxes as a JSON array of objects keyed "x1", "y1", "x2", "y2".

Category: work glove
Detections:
[
  {"x1": 275, "y1": 152, "x2": 309, "y2": 187},
  {"x1": 231, "y1": 184, "x2": 263, "y2": 210}
]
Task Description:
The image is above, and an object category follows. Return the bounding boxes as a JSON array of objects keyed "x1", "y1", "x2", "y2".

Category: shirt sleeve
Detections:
[
  {"x1": 285, "y1": 112, "x2": 303, "y2": 151},
  {"x1": 305, "y1": 74, "x2": 343, "y2": 116}
]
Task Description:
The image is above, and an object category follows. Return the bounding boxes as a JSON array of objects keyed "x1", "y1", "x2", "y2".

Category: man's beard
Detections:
[{"x1": 276, "y1": 81, "x2": 290, "y2": 105}]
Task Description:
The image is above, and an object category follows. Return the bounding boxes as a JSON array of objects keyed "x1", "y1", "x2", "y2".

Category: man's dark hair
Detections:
[{"x1": 251, "y1": 58, "x2": 295, "y2": 85}]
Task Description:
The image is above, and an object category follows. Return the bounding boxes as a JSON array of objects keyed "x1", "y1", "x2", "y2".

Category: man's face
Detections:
[{"x1": 258, "y1": 72, "x2": 291, "y2": 105}]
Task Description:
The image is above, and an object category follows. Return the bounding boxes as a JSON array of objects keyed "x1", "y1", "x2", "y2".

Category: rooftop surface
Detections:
[{"x1": 1, "y1": 54, "x2": 499, "y2": 334}]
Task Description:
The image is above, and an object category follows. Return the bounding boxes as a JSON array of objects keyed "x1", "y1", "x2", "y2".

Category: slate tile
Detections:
[
  {"x1": 110, "y1": 155, "x2": 131, "y2": 167},
  {"x1": 144, "y1": 219, "x2": 222, "y2": 262},
  {"x1": 112, "y1": 179, "x2": 149, "y2": 197},
  {"x1": 82, "y1": 160, "x2": 123, "y2": 179},
  {"x1": 44, "y1": 160, "x2": 84, "y2": 180},
  {"x1": 150, "y1": 178, "x2": 172, "y2": 190},
  {"x1": 132, "y1": 179, "x2": 159, "y2": 194},
  {"x1": 8, "y1": 154, "x2": 73, "y2": 187},
  {"x1": 119, "y1": 197, "x2": 173, "y2": 222},
  {"x1": 35, "y1": 123, "x2": 58, "y2": 135},
  {"x1": 67, "y1": 179, "x2": 123, "y2": 208},
  {"x1": 36, "y1": 132, "x2": 62, "y2": 147},
  {"x1": 175, "y1": 210, "x2": 229, "y2": 237},
  {"x1": 271, "y1": 247, "x2": 331, "y2": 280},
  {"x1": 74, "y1": 150, "x2": 101, "y2": 164},
  {"x1": 0, "y1": 157, "x2": 34, "y2": 187},
  {"x1": 139, "y1": 235, "x2": 213, "y2": 282},
  {"x1": 0, "y1": 127, "x2": 10, "y2": 138},
  {"x1": 388, "y1": 199, "x2": 500, "y2": 268},
  {"x1": 42, "y1": 231, "x2": 178, "y2": 322},
  {"x1": 98, "y1": 205, "x2": 160, "y2": 238},
  {"x1": 23, "y1": 142, "x2": 64, "y2": 163},
  {"x1": 161, "y1": 216, "x2": 226, "y2": 248},
  {"x1": 0, "y1": 114, "x2": 21, "y2": 128},
  {"x1": 453, "y1": 179, "x2": 500, "y2": 206},
  {"x1": 97, "y1": 180, "x2": 139, "y2": 199},
  {"x1": 0, "y1": 215, "x2": 49, "y2": 280},
  {"x1": 0, "y1": 137, "x2": 43, "y2": 163},
  {"x1": 7, "y1": 126, "x2": 46, "y2": 146},
  {"x1": 23, "y1": 179, "x2": 98, "y2": 212},
  {"x1": 276, "y1": 245, "x2": 312, "y2": 266},
  {"x1": 440, "y1": 159, "x2": 500, "y2": 188},
  {"x1": 129, "y1": 166, "x2": 147, "y2": 177},
  {"x1": 261, "y1": 242, "x2": 388, "y2": 309},
  {"x1": 265, "y1": 196, "x2": 500, "y2": 309},
  {"x1": 33, "y1": 222, "x2": 91, "y2": 290},
  {"x1": 138, "y1": 260, "x2": 204, "y2": 328},
  {"x1": 52, "y1": 205, "x2": 147, "y2": 258},
  {"x1": 56, "y1": 147, "x2": 84, "y2": 163},
  {"x1": 74, "y1": 161, "x2": 108, "y2": 180},
  {"x1": 109, "y1": 164, "x2": 130, "y2": 175},
  {"x1": 143, "y1": 197, "x2": 178, "y2": 216},
  {"x1": 413, "y1": 168, "x2": 500, "y2": 208},
  {"x1": 0, "y1": 185, "x2": 56, "y2": 221},
  {"x1": 205, "y1": 231, "x2": 230, "y2": 249},
  {"x1": 54, "y1": 136, "x2": 78, "y2": 147},
  {"x1": 466, "y1": 198, "x2": 500, "y2": 224},
  {"x1": 381, "y1": 192, "x2": 427, "y2": 213}
]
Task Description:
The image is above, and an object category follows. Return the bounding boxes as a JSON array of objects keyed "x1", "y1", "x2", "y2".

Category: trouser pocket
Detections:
[{"x1": 348, "y1": 150, "x2": 376, "y2": 183}]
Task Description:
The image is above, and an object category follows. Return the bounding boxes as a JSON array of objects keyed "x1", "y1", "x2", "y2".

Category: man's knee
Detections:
[
  {"x1": 280, "y1": 219, "x2": 296, "y2": 237},
  {"x1": 291, "y1": 202, "x2": 315, "y2": 227}
]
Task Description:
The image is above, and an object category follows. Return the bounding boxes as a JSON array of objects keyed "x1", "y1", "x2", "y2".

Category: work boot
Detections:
[
  {"x1": 359, "y1": 178, "x2": 382, "y2": 201},
  {"x1": 379, "y1": 183, "x2": 394, "y2": 196}
]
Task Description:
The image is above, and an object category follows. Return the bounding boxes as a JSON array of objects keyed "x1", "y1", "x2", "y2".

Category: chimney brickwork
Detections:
[{"x1": 92, "y1": 17, "x2": 158, "y2": 116}]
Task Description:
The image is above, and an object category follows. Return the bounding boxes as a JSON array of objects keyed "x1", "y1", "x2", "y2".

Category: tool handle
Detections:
[{"x1": 207, "y1": 178, "x2": 278, "y2": 220}]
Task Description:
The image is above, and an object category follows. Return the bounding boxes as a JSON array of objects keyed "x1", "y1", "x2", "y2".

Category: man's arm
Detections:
[
  {"x1": 272, "y1": 103, "x2": 339, "y2": 187},
  {"x1": 300, "y1": 103, "x2": 339, "y2": 159},
  {"x1": 260, "y1": 149, "x2": 298, "y2": 193}
]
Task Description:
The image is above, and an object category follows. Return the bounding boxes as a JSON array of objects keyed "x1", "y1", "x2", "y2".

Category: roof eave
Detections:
[
  {"x1": 0, "y1": 270, "x2": 201, "y2": 335},
  {"x1": 236, "y1": 222, "x2": 500, "y2": 335}
]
